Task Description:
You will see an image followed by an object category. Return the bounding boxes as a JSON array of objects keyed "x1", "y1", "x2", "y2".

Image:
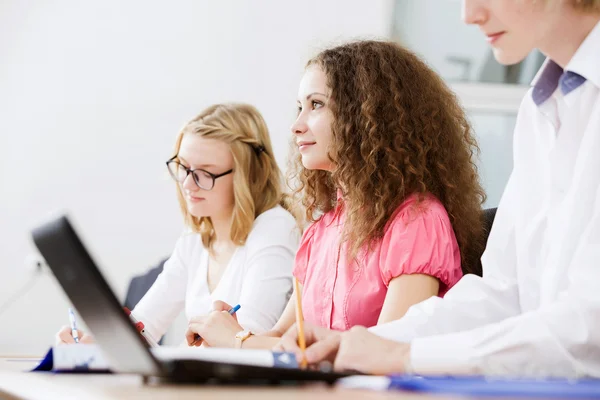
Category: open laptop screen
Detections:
[{"x1": 31, "y1": 215, "x2": 163, "y2": 375}]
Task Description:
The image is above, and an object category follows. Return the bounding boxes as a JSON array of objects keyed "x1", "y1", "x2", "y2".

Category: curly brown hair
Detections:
[{"x1": 288, "y1": 40, "x2": 487, "y2": 276}]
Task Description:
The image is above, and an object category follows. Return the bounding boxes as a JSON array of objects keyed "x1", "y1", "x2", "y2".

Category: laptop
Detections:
[{"x1": 31, "y1": 214, "x2": 347, "y2": 384}]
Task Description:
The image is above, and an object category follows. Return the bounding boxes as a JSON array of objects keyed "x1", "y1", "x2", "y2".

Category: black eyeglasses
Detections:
[{"x1": 166, "y1": 156, "x2": 233, "y2": 190}]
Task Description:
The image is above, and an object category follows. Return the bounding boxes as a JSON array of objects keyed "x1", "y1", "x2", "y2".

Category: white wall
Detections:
[
  {"x1": 394, "y1": 0, "x2": 490, "y2": 81},
  {"x1": 393, "y1": 0, "x2": 517, "y2": 208},
  {"x1": 0, "y1": 0, "x2": 394, "y2": 355}
]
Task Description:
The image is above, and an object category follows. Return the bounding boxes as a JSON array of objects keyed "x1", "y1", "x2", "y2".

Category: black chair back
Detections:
[
  {"x1": 472, "y1": 207, "x2": 497, "y2": 276},
  {"x1": 124, "y1": 258, "x2": 167, "y2": 311}
]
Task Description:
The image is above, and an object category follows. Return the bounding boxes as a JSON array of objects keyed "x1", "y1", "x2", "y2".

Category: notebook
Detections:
[
  {"x1": 33, "y1": 344, "x2": 110, "y2": 372},
  {"x1": 33, "y1": 344, "x2": 298, "y2": 373}
]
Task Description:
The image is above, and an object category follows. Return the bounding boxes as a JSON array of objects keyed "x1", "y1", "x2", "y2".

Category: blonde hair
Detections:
[
  {"x1": 173, "y1": 103, "x2": 296, "y2": 250},
  {"x1": 545, "y1": 0, "x2": 600, "y2": 11},
  {"x1": 571, "y1": 0, "x2": 600, "y2": 11}
]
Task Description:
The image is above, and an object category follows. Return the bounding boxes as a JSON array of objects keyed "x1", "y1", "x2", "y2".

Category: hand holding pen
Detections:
[
  {"x1": 186, "y1": 302, "x2": 242, "y2": 347},
  {"x1": 55, "y1": 308, "x2": 95, "y2": 345},
  {"x1": 56, "y1": 307, "x2": 155, "y2": 346}
]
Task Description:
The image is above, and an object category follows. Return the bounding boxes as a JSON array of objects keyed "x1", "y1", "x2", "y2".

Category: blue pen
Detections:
[
  {"x1": 191, "y1": 304, "x2": 241, "y2": 345},
  {"x1": 68, "y1": 308, "x2": 80, "y2": 344}
]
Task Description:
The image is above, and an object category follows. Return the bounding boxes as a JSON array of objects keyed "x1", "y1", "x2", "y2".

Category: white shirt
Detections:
[
  {"x1": 132, "y1": 205, "x2": 300, "y2": 341},
  {"x1": 371, "y1": 22, "x2": 600, "y2": 378}
]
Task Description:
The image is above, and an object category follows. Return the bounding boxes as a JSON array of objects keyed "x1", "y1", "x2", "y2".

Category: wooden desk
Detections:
[{"x1": 0, "y1": 357, "x2": 463, "y2": 400}]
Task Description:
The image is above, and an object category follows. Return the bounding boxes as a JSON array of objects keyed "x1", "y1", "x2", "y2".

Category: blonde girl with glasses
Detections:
[{"x1": 56, "y1": 103, "x2": 300, "y2": 345}]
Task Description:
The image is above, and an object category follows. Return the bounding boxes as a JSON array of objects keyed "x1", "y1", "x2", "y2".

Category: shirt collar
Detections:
[
  {"x1": 566, "y1": 20, "x2": 600, "y2": 90},
  {"x1": 531, "y1": 59, "x2": 564, "y2": 106},
  {"x1": 530, "y1": 21, "x2": 600, "y2": 106}
]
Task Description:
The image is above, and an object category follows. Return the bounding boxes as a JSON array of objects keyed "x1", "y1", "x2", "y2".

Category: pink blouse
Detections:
[{"x1": 293, "y1": 192, "x2": 462, "y2": 331}]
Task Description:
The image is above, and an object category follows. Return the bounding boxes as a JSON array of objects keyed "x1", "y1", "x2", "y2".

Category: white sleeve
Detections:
[
  {"x1": 409, "y1": 200, "x2": 600, "y2": 377},
  {"x1": 234, "y1": 215, "x2": 299, "y2": 334},
  {"x1": 131, "y1": 236, "x2": 188, "y2": 340},
  {"x1": 369, "y1": 171, "x2": 522, "y2": 343}
]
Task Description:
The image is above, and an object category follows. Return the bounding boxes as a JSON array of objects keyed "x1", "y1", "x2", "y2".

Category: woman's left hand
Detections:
[{"x1": 186, "y1": 307, "x2": 243, "y2": 348}]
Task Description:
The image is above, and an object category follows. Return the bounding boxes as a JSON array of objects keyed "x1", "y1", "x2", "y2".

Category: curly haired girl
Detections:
[{"x1": 186, "y1": 40, "x2": 486, "y2": 348}]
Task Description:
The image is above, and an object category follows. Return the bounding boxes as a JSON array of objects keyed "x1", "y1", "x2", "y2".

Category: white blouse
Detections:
[{"x1": 132, "y1": 205, "x2": 300, "y2": 341}]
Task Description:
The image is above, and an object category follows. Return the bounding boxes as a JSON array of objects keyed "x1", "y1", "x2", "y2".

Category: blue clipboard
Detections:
[{"x1": 387, "y1": 375, "x2": 600, "y2": 398}]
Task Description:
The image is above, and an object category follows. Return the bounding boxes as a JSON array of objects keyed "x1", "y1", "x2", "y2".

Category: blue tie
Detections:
[
  {"x1": 531, "y1": 61, "x2": 587, "y2": 106},
  {"x1": 559, "y1": 71, "x2": 587, "y2": 96}
]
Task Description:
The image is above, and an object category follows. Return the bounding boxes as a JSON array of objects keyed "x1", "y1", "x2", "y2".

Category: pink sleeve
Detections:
[
  {"x1": 292, "y1": 222, "x2": 318, "y2": 285},
  {"x1": 378, "y1": 200, "x2": 462, "y2": 294}
]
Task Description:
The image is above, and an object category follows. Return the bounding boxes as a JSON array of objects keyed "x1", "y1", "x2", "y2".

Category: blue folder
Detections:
[{"x1": 386, "y1": 375, "x2": 600, "y2": 398}]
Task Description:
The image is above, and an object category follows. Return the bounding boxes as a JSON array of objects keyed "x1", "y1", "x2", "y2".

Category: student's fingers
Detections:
[
  {"x1": 191, "y1": 336, "x2": 204, "y2": 347},
  {"x1": 277, "y1": 323, "x2": 328, "y2": 362},
  {"x1": 56, "y1": 326, "x2": 88, "y2": 345},
  {"x1": 186, "y1": 317, "x2": 207, "y2": 346},
  {"x1": 185, "y1": 328, "x2": 194, "y2": 346},
  {"x1": 275, "y1": 329, "x2": 301, "y2": 355},
  {"x1": 212, "y1": 300, "x2": 232, "y2": 312},
  {"x1": 304, "y1": 334, "x2": 341, "y2": 365},
  {"x1": 185, "y1": 326, "x2": 202, "y2": 346},
  {"x1": 187, "y1": 333, "x2": 203, "y2": 347},
  {"x1": 212, "y1": 301, "x2": 238, "y2": 322},
  {"x1": 79, "y1": 334, "x2": 95, "y2": 344},
  {"x1": 55, "y1": 326, "x2": 75, "y2": 345},
  {"x1": 277, "y1": 323, "x2": 301, "y2": 351}
]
